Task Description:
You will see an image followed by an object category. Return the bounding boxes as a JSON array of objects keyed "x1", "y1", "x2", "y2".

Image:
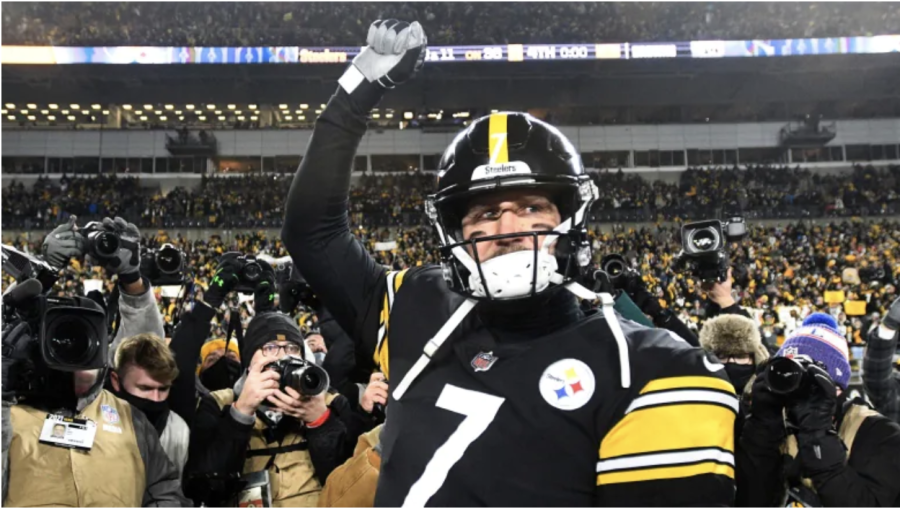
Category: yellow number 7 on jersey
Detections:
[{"x1": 402, "y1": 384, "x2": 505, "y2": 507}]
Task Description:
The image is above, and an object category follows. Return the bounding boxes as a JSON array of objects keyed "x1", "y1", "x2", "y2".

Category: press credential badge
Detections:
[{"x1": 39, "y1": 414, "x2": 97, "y2": 451}]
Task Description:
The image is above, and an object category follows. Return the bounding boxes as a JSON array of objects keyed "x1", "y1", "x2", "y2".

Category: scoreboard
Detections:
[{"x1": 1, "y1": 35, "x2": 897, "y2": 65}]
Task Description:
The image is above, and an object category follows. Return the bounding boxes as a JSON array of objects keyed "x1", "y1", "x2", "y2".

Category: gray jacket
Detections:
[{"x1": 2, "y1": 279, "x2": 189, "y2": 507}]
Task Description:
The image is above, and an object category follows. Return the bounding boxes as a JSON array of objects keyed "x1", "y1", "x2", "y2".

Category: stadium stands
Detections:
[{"x1": 3, "y1": 2, "x2": 898, "y2": 47}]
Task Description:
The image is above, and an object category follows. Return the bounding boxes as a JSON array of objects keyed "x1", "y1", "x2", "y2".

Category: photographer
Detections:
[
  {"x1": 738, "y1": 313, "x2": 900, "y2": 507},
  {"x1": 1, "y1": 216, "x2": 189, "y2": 506},
  {"x1": 862, "y1": 297, "x2": 900, "y2": 423},
  {"x1": 186, "y1": 280, "x2": 360, "y2": 506}
]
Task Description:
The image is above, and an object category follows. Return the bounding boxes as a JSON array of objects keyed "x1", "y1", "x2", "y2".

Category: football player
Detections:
[{"x1": 282, "y1": 19, "x2": 738, "y2": 506}]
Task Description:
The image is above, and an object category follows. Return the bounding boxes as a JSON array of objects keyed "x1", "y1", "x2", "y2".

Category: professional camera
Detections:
[
  {"x1": 265, "y1": 355, "x2": 330, "y2": 397},
  {"x1": 672, "y1": 217, "x2": 747, "y2": 283},
  {"x1": 596, "y1": 254, "x2": 642, "y2": 292},
  {"x1": 266, "y1": 255, "x2": 319, "y2": 311},
  {"x1": 140, "y1": 243, "x2": 186, "y2": 286},
  {"x1": 762, "y1": 354, "x2": 826, "y2": 396},
  {"x1": 81, "y1": 221, "x2": 123, "y2": 262},
  {"x1": 218, "y1": 252, "x2": 271, "y2": 294},
  {"x1": 2, "y1": 244, "x2": 59, "y2": 293}
]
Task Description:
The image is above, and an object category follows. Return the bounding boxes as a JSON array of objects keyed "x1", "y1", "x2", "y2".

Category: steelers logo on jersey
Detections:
[{"x1": 539, "y1": 359, "x2": 596, "y2": 410}]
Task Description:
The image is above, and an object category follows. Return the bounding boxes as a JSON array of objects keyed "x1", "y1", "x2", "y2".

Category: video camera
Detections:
[
  {"x1": 264, "y1": 255, "x2": 319, "y2": 312},
  {"x1": 2, "y1": 244, "x2": 59, "y2": 292},
  {"x1": 673, "y1": 217, "x2": 747, "y2": 283},
  {"x1": 595, "y1": 254, "x2": 642, "y2": 293},
  {"x1": 140, "y1": 243, "x2": 186, "y2": 286},
  {"x1": 265, "y1": 355, "x2": 329, "y2": 397},
  {"x1": 218, "y1": 252, "x2": 270, "y2": 294}
]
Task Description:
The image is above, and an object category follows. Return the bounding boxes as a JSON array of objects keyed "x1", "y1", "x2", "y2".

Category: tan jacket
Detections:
[{"x1": 319, "y1": 425, "x2": 383, "y2": 508}]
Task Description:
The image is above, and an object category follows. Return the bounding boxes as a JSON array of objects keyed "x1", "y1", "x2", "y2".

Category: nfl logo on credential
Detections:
[{"x1": 101, "y1": 404, "x2": 120, "y2": 424}]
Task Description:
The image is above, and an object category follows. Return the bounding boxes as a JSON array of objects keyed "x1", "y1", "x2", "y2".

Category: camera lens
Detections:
[
  {"x1": 46, "y1": 316, "x2": 98, "y2": 366},
  {"x1": 92, "y1": 232, "x2": 120, "y2": 258},
  {"x1": 688, "y1": 227, "x2": 720, "y2": 253},
  {"x1": 765, "y1": 357, "x2": 805, "y2": 395},
  {"x1": 601, "y1": 256, "x2": 626, "y2": 278},
  {"x1": 243, "y1": 262, "x2": 262, "y2": 282},
  {"x1": 286, "y1": 364, "x2": 330, "y2": 397},
  {"x1": 156, "y1": 246, "x2": 182, "y2": 275}
]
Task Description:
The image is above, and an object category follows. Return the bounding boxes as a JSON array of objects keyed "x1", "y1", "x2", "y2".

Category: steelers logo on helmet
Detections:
[{"x1": 426, "y1": 111, "x2": 599, "y2": 301}]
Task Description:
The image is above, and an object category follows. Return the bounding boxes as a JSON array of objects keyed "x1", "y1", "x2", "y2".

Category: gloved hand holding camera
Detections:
[
  {"x1": 83, "y1": 217, "x2": 142, "y2": 285},
  {"x1": 41, "y1": 215, "x2": 86, "y2": 269},
  {"x1": 252, "y1": 264, "x2": 278, "y2": 315},
  {"x1": 1, "y1": 321, "x2": 37, "y2": 403},
  {"x1": 204, "y1": 256, "x2": 244, "y2": 309}
]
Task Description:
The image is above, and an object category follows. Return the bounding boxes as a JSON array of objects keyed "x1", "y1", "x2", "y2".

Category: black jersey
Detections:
[
  {"x1": 282, "y1": 90, "x2": 737, "y2": 507},
  {"x1": 364, "y1": 267, "x2": 737, "y2": 506}
]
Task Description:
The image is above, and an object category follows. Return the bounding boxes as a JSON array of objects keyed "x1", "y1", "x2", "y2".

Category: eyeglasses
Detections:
[
  {"x1": 261, "y1": 342, "x2": 301, "y2": 357},
  {"x1": 717, "y1": 354, "x2": 753, "y2": 365}
]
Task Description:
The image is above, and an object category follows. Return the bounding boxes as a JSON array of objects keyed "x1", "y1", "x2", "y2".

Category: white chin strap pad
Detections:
[{"x1": 466, "y1": 250, "x2": 559, "y2": 300}]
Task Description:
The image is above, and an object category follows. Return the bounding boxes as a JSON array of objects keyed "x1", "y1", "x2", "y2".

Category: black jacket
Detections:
[
  {"x1": 737, "y1": 401, "x2": 900, "y2": 507},
  {"x1": 168, "y1": 300, "x2": 218, "y2": 429}
]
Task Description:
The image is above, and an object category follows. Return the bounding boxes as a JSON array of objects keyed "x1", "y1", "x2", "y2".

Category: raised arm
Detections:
[{"x1": 282, "y1": 20, "x2": 427, "y2": 359}]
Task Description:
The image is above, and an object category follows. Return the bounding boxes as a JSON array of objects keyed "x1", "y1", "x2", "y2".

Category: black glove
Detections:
[
  {"x1": 1, "y1": 322, "x2": 37, "y2": 402},
  {"x1": 747, "y1": 360, "x2": 790, "y2": 427},
  {"x1": 786, "y1": 364, "x2": 838, "y2": 434},
  {"x1": 41, "y1": 215, "x2": 86, "y2": 269},
  {"x1": 338, "y1": 19, "x2": 427, "y2": 113},
  {"x1": 253, "y1": 263, "x2": 277, "y2": 314},
  {"x1": 279, "y1": 280, "x2": 302, "y2": 315},
  {"x1": 788, "y1": 364, "x2": 846, "y2": 476},
  {"x1": 204, "y1": 256, "x2": 244, "y2": 309},
  {"x1": 91, "y1": 217, "x2": 142, "y2": 284},
  {"x1": 883, "y1": 296, "x2": 900, "y2": 330}
]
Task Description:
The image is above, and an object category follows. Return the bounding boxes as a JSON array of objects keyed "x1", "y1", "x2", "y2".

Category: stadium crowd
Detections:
[
  {"x1": 5, "y1": 217, "x2": 897, "y2": 352},
  {"x1": 3, "y1": 2, "x2": 898, "y2": 47},
  {"x1": 4, "y1": 164, "x2": 899, "y2": 230}
]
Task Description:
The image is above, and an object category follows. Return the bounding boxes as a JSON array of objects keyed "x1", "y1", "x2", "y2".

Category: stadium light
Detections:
[
  {"x1": 248, "y1": 105, "x2": 257, "y2": 110},
  {"x1": 186, "y1": 104, "x2": 195, "y2": 110},
  {"x1": 49, "y1": 104, "x2": 58, "y2": 110},
  {"x1": 40, "y1": 110, "x2": 49, "y2": 114},
  {"x1": 404, "y1": 111, "x2": 414, "y2": 119},
  {"x1": 198, "y1": 115, "x2": 206, "y2": 121},
  {"x1": 284, "y1": 115, "x2": 293, "y2": 120},
  {"x1": 7, "y1": 115, "x2": 14, "y2": 121},
  {"x1": 26, "y1": 103, "x2": 37, "y2": 109},
  {"x1": 27, "y1": 115, "x2": 35, "y2": 120},
  {"x1": 227, "y1": 104, "x2": 236, "y2": 110},
  {"x1": 215, "y1": 110, "x2": 222, "y2": 114},
  {"x1": 91, "y1": 104, "x2": 101, "y2": 110},
  {"x1": 386, "y1": 113, "x2": 393, "y2": 119},
  {"x1": 491, "y1": 109, "x2": 499, "y2": 113},
  {"x1": 372, "y1": 113, "x2": 381, "y2": 119},
  {"x1": 19, "y1": 110, "x2": 28, "y2": 115},
  {"x1": 160, "y1": 116, "x2": 167, "y2": 121},
  {"x1": 67, "y1": 115, "x2": 76, "y2": 121},
  {"x1": 237, "y1": 116, "x2": 245, "y2": 121},
  {"x1": 0, "y1": 110, "x2": 5, "y2": 114},
  {"x1": 250, "y1": 115, "x2": 258, "y2": 121},
  {"x1": 5, "y1": 103, "x2": 14, "y2": 109},
  {"x1": 90, "y1": 116, "x2": 96, "y2": 121},
  {"x1": 140, "y1": 116, "x2": 148, "y2": 121},
  {"x1": 155, "y1": 111, "x2": 162, "y2": 115},
  {"x1": 207, "y1": 104, "x2": 216, "y2": 110},
  {"x1": 135, "y1": 111, "x2": 143, "y2": 115},
  {"x1": 48, "y1": 115, "x2": 56, "y2": 120},
  {"x1": 314, "y1": 109, "x2": 322, "y2": 114},
  {"x1": 165, "y1": 104, "x2": 174, "y2": 110},
  {"x1": 320, "y1": 103, "x2": 326, "y2": 109},
  {"x1": 295, "y1": 110, "x2": 303, "y2": 115},
  {"x1": 235, "y1": 110, "x2": 242, "y2": 115},
  {"x1": 175, "y1": 110, "x2": 182, "y2": 114},
  {"x1": 102, "y1": 110, "x2": 109, "y2": 115},
  {"x1": 279, "y1": 104, "x2": 288, "y2": 109},
  {"x1": 178, "y1": 116, "x2": 184, "y2": 121},
  {"x1": 143, "y1": 104, "x2": 153, "y2": 110},
  {"x1": 299, "y1": 104, "x2": 308, "y2": 109},
  {"x1": 297, "y1": 115, "x2": 305, "y2": 121},
  {"x1": 122, "y1": 104, "x2": 132, "y2": 110},
  {"x1": 218, "y1": 116, "x2": 225, "y2": 121},
  {"x1": 61, "y1": 110, "x2": 69, "y2": 114}
]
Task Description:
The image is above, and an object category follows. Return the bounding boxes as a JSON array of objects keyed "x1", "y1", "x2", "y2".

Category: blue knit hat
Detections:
[{"x1": 777, "y1": 313, "x2": 851, "y2": 389}]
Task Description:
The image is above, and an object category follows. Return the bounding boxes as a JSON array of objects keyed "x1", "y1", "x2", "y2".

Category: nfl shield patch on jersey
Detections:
[
  {"x1": 539, "y1": 359, "x2": 596, "y2": 410},
  {"x1": 471, "y1": 351, "x2": 498, "y2": 372},
  {"x1": 101, "y1": 405, "x2": 120, "y2": 424}
]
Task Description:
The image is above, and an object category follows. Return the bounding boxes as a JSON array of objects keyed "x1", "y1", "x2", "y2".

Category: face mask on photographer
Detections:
[
  {"x1": 200, "y1": 356, "x2": 243, "y2": 392},
  {"x1": 723, "y1": 363, "x2": 756, "y2": 392},
  {"x1": 115, "y1": 389, "x2": 170, "y2": 435}
]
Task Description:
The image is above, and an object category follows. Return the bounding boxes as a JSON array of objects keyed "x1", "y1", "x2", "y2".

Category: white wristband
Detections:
[
  {"x1": 338, "y1": 65, "x2": 366, "y2": 94},
  {"x1": 877, "y1": 324, "x2": 898, "y2": 340}
]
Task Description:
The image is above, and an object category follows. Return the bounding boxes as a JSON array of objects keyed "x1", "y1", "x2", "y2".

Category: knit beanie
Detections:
[
  {"x1": 241, "y1": 312, "x2": 305, "y2": 368},
  {"x1": 776, "y1": 312, "x2": 851, "y2": 389}
]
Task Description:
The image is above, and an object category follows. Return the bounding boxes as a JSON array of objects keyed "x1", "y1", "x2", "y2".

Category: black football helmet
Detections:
[{"x1": 425, "y1": 112, "x2": 598, "y2": 301}]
